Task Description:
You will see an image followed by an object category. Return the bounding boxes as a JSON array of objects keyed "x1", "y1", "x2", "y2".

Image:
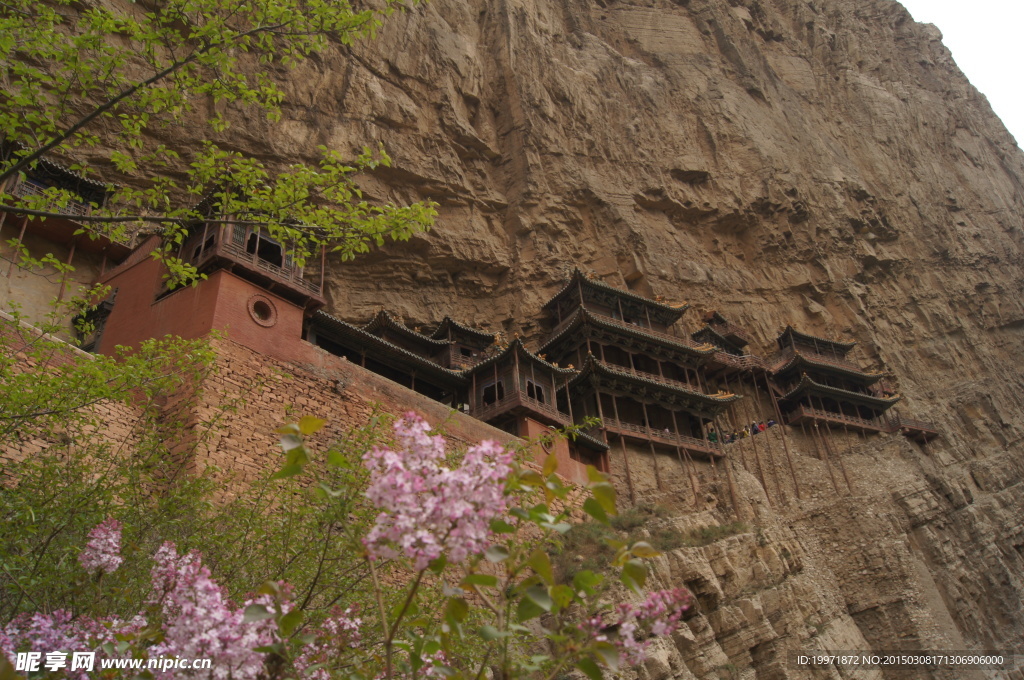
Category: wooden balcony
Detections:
[
  {"x1": 193, "y1": 234, "x2": 323, "y2": 301},
  {"x1": 598, "y1": 360, "x2": 703, "y2": 393},
  {"x1": 8, "y1": 180, "x2": 138, "y2": 251},
  {"x1": 471, "y1": 389, "x2": 571, "y2": 427},
  {"x1": 600, "y1": 417, "x2": 721, "y2": 458},
  {"x1": 768, "y1": 346, "x2": 864, "y2": 375},
  {"x1": 711, "y1": 351, "x2": 766, "y2": 371},
  {"x1": 889, "y1": 413, "x2": 940, "y2": 443},
  {"x1": 443, "y1": 345, "x2": 491, "y2": 370},
  {"x1": 709, "y1": 320, "x2": 751, "y2": 345},
  {"x1": 784, "y1": 405, "x2": 890, "y2": 433}
]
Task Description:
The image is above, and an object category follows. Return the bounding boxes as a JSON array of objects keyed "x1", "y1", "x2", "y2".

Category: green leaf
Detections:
[
  {"x1": 523, "y1": 584, "x2": 552, "y2": 612},
  {"x1": 242, "y1": 604, "x2": 274, "y2": 623},
  {"x1": 478, "y1": 625, "x2": 510, "y2": 641},
  {"x1": 550, "y1": 584, "x2": 574, "y2": 610},
  {"x1": 621, "y1": 558, "x2": 647, "y2": 594},
  {"x1": 298, "y1": 415, "x2": 326, "y2": 435},
  {"x1": 461, "y1": 573, "x2": 498, "y2": 588},
  {"x1": 445, "y1": 597, "x2": 468, "y2": 625},
  {"x1": 542, "y1": 452, "x2": 558, "y2": 477},
  {"x1": 589, "y1": 482, "x2": 617, "y2": 516},
  {"x1": 489, "y1": 519, "x2": 516, "y2": 534},
  {"x1": 270, "y1": 464, "x2": 303, "y2": 480},
  {"x1": 576, "y1": 657, "x2": 603, "y2": 680},
  {"x1": 572, "y1": 570, "x2": 603, "y2": 594},
  {"x1": 278, "y1": 609, "x2": 303, "y2": 637},
  {"x1": 527, "y1": 548, "x2": 554, "y2": 584},
  {"x1": 516, "y1": 595, "x2": 546, "y2": 622},
  {"x1": 630, "y1": 541, "x2": 661, "y2": 558},
  {"x1": 428, "y1": 555, "x2": 448, "y2": 574},
  {"x1": 484, "y1": 545, "x2": 509, "y2": 563},
  {"x1": 594, "y1": 643, "x2": 620, "y2": 671},
  {"x1": 583, "y1": 497, "x2": 610, "y2": 524}
]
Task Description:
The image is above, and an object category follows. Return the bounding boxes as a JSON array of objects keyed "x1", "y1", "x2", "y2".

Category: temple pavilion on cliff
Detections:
[
  {"x1": 538, "y1": 268, "x2": 740, "y2": 460},
  {"x1": 767, "y1": 326, "x2": 899, "y2": 433}
]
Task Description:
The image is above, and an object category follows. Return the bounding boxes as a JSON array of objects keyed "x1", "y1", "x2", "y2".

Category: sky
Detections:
[{"x1": 894, "y1": 0, "x2": 1024, "y2": 147}]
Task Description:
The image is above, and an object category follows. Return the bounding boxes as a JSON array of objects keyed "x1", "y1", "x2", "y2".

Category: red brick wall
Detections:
[{"x1": 97, "y1": 246, "x2": 306, "y2": 361}]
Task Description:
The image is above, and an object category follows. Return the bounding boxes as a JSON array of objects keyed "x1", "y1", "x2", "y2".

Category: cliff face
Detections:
[{"x1": 154, "y1": 0, "x2": 1024, "y2": 673}]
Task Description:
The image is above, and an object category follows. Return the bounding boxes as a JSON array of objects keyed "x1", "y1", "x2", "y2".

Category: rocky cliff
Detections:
[{"x1": 123, "y1": 0, "x2": 1024, "y2": 675}]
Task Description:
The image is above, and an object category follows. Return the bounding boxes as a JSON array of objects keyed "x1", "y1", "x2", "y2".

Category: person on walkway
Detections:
[
  {"x1": 758, "y1": 421, "x2": 767, "y2": 432},
  {"x1": 708, "y1": 428, "x2": 718, "y2": 443}
]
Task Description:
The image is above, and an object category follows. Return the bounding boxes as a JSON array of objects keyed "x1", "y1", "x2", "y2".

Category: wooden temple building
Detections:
[{"x1": 539, "y1": 269, "x2": 741, "y2": 463}]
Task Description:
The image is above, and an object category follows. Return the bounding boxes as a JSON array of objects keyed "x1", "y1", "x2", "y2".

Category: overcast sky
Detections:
[{"x1": 895, "y1": 0, "x2": 1024, "y2": 147}]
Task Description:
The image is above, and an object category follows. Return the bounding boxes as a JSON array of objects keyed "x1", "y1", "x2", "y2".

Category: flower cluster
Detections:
[
  {"x1": 148, "y1": 542, "x2": 281, "y2": 680},
  {"x1": 1, "y1": 611, "x2": 114, "y2": 680},
  {"x1": 78, "y1": 517, "x2": 123, "y2": 575},
  {"x1": 362, "y1": 413, "x2": 514, "y2": 570},
  {"x1": 582, "y1": 588, "x2": 693, "y2": 664},
  {"x1": 293, "y1": 607, "x2": 363, "y2": 680}
]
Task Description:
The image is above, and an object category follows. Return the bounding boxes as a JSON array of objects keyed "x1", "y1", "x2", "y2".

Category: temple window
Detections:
[
  {"x1": 246, "y1": 232, "x2": 284, "y2": 267},
  {"x1": 482, "y1": 381, "x2": 505, "y2": 406},
  {"x1": 526, "y1": 380, "x2": 546, "y2": 404}
]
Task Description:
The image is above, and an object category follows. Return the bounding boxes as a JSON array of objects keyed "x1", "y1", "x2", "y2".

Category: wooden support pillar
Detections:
[
  {"x1": 640, "y1": 401, "x2": 662, "y2": 491},
  {"x1": 816, "y1": 395, "x2": 853, "y2": 494},
  {"x1": 714, "y1": 414, "x2": 743, "y2": 520},
  {"x1": 670, "y1": 410, "x2": 699, "y2": 505},
  {"x1": 811, "y1": 421, "x2": 841, "y2": 495},
  {"x1": 610, "y1": 394, "x2": 635, "y2": 504},
  {"x1": 57, "y1": 238, "x2": 77, "y2": 303},
  {"x1": 766, "y1": 369, "x2": 801, "y2": 500},
  {"x1": 751, "y1": 372, "x2": 783, "y2": 504},
  {"x1": 7, "y1": 216, "x2": 28, "y2": 278}
]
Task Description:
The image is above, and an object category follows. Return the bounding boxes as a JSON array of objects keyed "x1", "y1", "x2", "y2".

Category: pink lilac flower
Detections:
[
  {"x1": 79, "y1": 517, "x2": 123, "y2": 574},
  {"x1": 2, "y1": 611, "x2": 115, "y2": 680},
  {"x1": 581, "y1": 588, "x2": 693, "y2": 665},
  {"x1": 362, "y1": 413, "x2": 514, "y2": 570},
  {"x1": 147, "y1": 542, "x2": 282, "y2": 679},
  {"x1": 293, "y1": 607, "x2": 362, "y2": 680}
]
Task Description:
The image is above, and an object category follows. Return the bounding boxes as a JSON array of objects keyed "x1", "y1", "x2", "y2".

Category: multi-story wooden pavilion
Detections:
[
  {"x1": 430, "y1": 316, "x2": 495, "y2": 370},
  {"x1": 539, "y1": 270, "x2": 739, "y2": 460},
  {"x1": 768, "y1": 326, "x2": 899, "y2": 433},
  {"x1": 305, "y1": 310, "x2": 468, "y2": 406},
  {"x1": 693, "y1": 311, "x2": 766, "y2": 376},
  {"x1": 464, "y1": 338, "x2": 607, "y2": 464}
]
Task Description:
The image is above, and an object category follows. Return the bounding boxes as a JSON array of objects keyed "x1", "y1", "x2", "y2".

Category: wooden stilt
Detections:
[
  {"x1": 752, "y1": 373, "x2": 784, "y2": 504},
  {"x1": 766, "y1": 369, "x2": 802, "y2": 500}
]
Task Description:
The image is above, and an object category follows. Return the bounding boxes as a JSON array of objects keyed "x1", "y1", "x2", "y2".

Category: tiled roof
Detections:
[
  {"x1": 540, "y1": 306, "x2": 716, "y2": 359},
  {"x1": 542, "y1": 267, "x2": 689, "y2": 319},
  {"x1": 429, "y1": 316, "x2": 496, "y2": 343},
  {"x1": 771, "y1": 351, "x2": 883, "y2": 385},
  {"x1": 363, "y1": 310, "x2": 451, "y2": 349},
  {"x1": 310, "y1": 310, "x2": 466, "y2": 384},
  {"x1": 468, "y1": 338, "x2": 578, "y2": 377},
  {"x1": 780, "y1": 373, "x2": 900, "y2": 409},
  {"x1": 777, "y1": 325, "x2": 856, "y2": 352},
  {"x1": 569, "y1": 355, "x2": 740, "y2": 406}
]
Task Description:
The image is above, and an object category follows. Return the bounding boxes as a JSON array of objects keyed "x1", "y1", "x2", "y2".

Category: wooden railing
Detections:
[
  {"x1": 598, "y1": 360, "x2": 702, "y2": 392},
  {"x1": 785, "y1": 405, "x2": 889, "y2": 432},
  {"x1": 217, "y1": 239, "x2": 322, "y2": 296},
  {"x1": 709, "y1": 320, "x2": 751, "y2": 344},
  {"x1": 768, "y1": 346, "x2": 863, "y2": 374},
  {"x1": 600, "y1": 417, "x2": 719, "y2": 455},
  {"x1": 712, "y1": 352, "x2": 766, "y2": 371},
  {"x1": 471, "y1": 390, "x2": 571, "y2": 426},
  {"x1": 549, "y1": 310, "x2": 702, "y2": 350},
  {"x1": 887, "y1": 412, "x2": 939, "y2": 437},
  {"x1": 12, "y1": 180, "x2": 90, "y2": 217},
  {"x1": 445, "y1": 345, "x2": 489, "y2": 370}
]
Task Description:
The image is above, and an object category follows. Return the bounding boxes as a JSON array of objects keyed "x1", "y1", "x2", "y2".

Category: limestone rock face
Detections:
[
  {"x1": 113, "y1": 0, "x2": 1024, "y2": 673},
  {"x1": 278, "y1": 0, "x2": 1024, "y2": 671}
]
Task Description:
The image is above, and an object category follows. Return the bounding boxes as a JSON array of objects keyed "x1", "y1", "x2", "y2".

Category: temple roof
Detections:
[
  {"x1": 429, "y1": 316, "x2": 496, "y2": 344},
  {"x1": 776, "y1": 325, "x2": 857, "y2": 353},
  {"x1": 771, "y1": 350, "x2": 884, "y2": 385},
  {"x1": 363, "y1": 310, "x2": 450, "y2": 350},
  {"x1": 691, "y1": 324, "x2": 745, "y2": 353},
  {"x1": 568, "y1": 354, "x2": 739, "y2": 416},
  {"x1": 540, "y1": 306, "x2": 716, "y2": 360},
  {"x1": 468, "y1": 338, "x2": 577, "y2": 378},
  {"x1": 780, "y1": 373, "x2": 900, "y2": 410},
  {"x1": 3, "y1": 141, "x2": 111, "y2": 204},
  {"x1": 310, "y1": 311, "x2": 467, "y2": 387},
  {"x1": 543, "y1": 268, "x2": 689, "y2": 324}
]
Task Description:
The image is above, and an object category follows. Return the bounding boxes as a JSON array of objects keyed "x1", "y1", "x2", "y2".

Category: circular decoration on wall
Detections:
[
  {"x1": 541, "y1": 427, "x2": 556, "y2": 453},
  {"x1": 247, "y1": 294, "x2": 278, "y2": 327}
]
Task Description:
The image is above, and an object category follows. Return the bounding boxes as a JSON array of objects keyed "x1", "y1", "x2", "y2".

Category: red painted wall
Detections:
[{"x1": 97, "y1": 244, "x2": 306, "y2": 363}]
